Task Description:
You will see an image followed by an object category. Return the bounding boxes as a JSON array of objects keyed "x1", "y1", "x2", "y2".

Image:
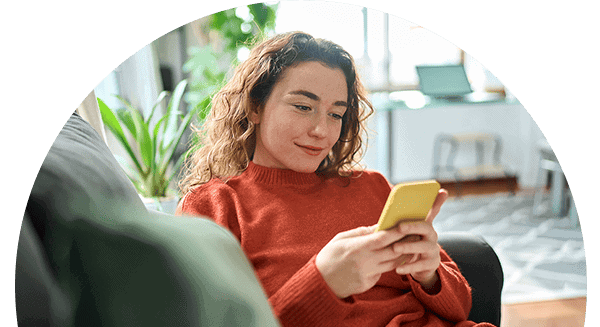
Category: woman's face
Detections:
[{"x1": 251, "y1": 61, "x2": 348, "y2": 173}]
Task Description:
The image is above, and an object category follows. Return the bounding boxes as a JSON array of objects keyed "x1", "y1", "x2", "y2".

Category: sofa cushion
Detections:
[
  {"x1": 27, "y1": 112, "x2": 145, "y2": 227},
  {"x1": 18, "y1": 113, "x2": 280, "y2": 326}
]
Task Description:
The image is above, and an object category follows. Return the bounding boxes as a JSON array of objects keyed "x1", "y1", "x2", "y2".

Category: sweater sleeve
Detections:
[
  {"x1": 407, "y1": 247, "x2": 473, "y2": 322},
  {"x1": 268, "y1": 255, "x2": 355, "y2": 327}
]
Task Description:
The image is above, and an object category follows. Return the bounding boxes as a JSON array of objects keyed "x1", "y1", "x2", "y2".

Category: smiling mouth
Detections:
[{"x1": 296, "y1": 144, "x2": 325, "y2": 156}]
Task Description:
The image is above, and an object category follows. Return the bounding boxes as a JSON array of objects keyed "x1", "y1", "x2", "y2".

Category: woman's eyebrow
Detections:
[{"x1": 289, "y1": 90, "x2": 348, "y2": 107}]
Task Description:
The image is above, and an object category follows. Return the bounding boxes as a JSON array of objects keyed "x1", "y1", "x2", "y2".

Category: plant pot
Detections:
[{"x1": 141, "y1": 195, "x2": 179, "y2": 214}]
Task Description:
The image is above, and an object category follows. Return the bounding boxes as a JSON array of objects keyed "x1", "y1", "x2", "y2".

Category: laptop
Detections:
[
  {"x1": 416, "y1": 65, "x2": 501, "y2": 102},
  {"x1": 416, "y1": 65, "x2": 473, "y2": 101}
]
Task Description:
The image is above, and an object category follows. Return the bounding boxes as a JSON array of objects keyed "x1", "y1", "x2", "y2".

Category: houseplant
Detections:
[
  {"x1": 183, "y1": 3, "x2": 277, "y2": 111},
  {"x1": 97, "y1": 79, "x2": 207, "y2": 213}
]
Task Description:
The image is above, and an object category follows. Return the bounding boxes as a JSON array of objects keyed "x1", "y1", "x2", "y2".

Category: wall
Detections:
[{"x1": 361, "y1": 102, "x2": 548, "y2": 188}]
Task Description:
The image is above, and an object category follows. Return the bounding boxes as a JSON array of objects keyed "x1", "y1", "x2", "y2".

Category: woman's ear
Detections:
[
  {"x1": 249, "y1": 111, "x2": 260, "y2": 124},
  {"x1": 249, "y1": 106, "x2": 262, "y2": 125}
]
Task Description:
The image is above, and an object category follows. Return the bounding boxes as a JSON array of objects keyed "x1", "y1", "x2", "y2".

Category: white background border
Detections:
[{"x1": 3, "y1": 0, "x2": 597, "y2": 325}]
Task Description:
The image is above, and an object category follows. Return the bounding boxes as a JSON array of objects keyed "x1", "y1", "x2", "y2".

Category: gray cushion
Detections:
[{"x1": 18, "y1": 113, "x2": 280, "y2": 326}]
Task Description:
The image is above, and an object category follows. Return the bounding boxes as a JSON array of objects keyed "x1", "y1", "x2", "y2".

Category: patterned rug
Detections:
[{"x1": 433, "y1": 193, "x2": 586, "y2": 304}]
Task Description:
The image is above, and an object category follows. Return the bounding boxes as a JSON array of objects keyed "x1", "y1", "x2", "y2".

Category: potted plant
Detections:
[{"x1": 97, "y1": 79, "x2": 206, "y2": 213}]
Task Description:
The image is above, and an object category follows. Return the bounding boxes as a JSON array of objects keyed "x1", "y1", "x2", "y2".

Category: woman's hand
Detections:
[
  {"x1": 393, "y1": 189, "x2": 449, "y2": 290},
  {"x1": 315, "y1": 189, "x2": 449, "y2": 298},
  {"x1": 315, "y1": 224, "x2": 408, "y2": 299}
]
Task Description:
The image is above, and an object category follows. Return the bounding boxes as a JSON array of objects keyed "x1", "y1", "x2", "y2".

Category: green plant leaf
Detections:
[
  {"x1": 116, "y1": 109, "x2": 136, "y2": 138},
  {"x1": 150, "y1": 115, "x2": 169, "y2": 194},
  {"x1": 147, "y1": 90, "x2": 169, "y2": 124},
  {"x1": 114, "y1": 95, "x2": 139, "y2": 116},
  {"x1": 162, "y1": 80, "x2": 188, "y2": 149},
  {"x1": 182, "y1": 3, "x2": 277, "y2": 120},
  {"x1": 158, "y1": 96, "x2": 207, "y2": 177},
  {"x1": 137, "y1": 117, "x2": 154, "y2": 173},
  {"x1": 97, "y1": 98, "x2": 125, "y2": 138},
  {"x1": 249, "y1": 3, "x2": 278, "y2": 31},
  {"x1": 97, "y1": 98, "x2": 144, "y2": 174},
  {"x1": 114, "y1": 95, "x2": 154, "y2": 172},
  {"x1": 152, "y1": 115, "x2": 168, "y2": 155}
]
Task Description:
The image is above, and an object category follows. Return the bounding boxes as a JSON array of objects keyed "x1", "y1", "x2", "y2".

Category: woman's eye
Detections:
[
  {"x1": 294, "y1": 105, "x2": 311, "y2": 111},
  {"x1": 330, "y1": 113, "x2": 344, "y2": 120}
]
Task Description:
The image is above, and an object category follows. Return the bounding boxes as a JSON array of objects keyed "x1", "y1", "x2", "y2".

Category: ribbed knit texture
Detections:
[{"x1": 177, "y1": 162, "x2": 496, "y2": 327}]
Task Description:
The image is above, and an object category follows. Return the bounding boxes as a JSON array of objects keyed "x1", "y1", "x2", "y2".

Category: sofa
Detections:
[{"x1": 16, "y1": 112, "x2": 503, "y2": 326}]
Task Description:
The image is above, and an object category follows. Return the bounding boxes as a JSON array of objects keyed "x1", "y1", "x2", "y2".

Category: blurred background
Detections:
[{"x1": 94, "y1": 1, "x2": 537, "y2": 189}]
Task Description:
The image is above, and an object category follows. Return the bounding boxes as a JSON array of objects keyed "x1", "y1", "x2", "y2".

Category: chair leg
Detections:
[
  {"x1": 566, "y1": 190, "x2": 579, "y2": 228},
  {"x1": 532, "y1": 160, "x2": 552, "y2": 216},
  {"x1": 551, "y1": 169, "x2": 566, "y2": 216}
]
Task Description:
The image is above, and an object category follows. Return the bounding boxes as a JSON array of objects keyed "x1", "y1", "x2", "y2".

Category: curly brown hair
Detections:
[{"x1": 179, "y1": 31, "x2": 374, "y2": 195}]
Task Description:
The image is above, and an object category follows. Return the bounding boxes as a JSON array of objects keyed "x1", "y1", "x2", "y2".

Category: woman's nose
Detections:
[{"x1": 308, "y1": 113, "x2": 328, "y2": 138}]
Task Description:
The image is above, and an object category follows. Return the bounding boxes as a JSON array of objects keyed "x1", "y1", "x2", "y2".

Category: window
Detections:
[
  {"x1": 274, "y1": 2, "x2": 504, "y2": 95},
  {"x1": 274, "y1": 1, "x2": 364, "y2": 56},
  {"x1": 96, "y1": 1, "x2": 507, "y2": 117}
]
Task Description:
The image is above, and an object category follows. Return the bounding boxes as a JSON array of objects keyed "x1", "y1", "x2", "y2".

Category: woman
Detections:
[{"x1": 177, "y1": 32, "x2": 495, "y2": 327}]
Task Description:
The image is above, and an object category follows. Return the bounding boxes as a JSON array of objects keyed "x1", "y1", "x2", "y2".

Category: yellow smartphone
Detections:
[{"x1": 374, "y1": 180, "x2": 441, "y2": 232}]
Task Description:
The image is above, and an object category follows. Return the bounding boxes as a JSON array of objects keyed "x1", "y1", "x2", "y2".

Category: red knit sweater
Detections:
[{"x1": 176, "y1": 162, "x2": 496, "y2": 327}]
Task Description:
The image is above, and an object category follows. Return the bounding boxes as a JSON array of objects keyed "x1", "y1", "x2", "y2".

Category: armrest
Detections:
[{"x1": 439, "y1": 232, "x2": 504, "y2": 326}]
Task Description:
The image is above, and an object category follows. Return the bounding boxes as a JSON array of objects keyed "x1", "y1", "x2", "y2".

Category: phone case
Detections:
[{"x1": 374, "y1": 180, "x2": 441, "y2": 232}]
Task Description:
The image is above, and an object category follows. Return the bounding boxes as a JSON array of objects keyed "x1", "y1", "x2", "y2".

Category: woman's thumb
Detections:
[{"x1": 336, "y1": 225, "x2": 377, "y2": 239}]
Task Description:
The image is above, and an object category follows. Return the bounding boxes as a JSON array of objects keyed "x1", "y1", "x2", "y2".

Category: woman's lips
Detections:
[{"x1": 296, "y1": 144, "x2": 325, "y2": 156}]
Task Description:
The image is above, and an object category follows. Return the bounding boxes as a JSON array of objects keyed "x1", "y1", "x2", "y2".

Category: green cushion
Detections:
[{"x1": 18, "y1": 113, "x2": 279, "y2": 326}]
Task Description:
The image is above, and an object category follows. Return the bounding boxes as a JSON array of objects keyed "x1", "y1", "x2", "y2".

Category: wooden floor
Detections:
[
  {"x1": 440, "y1": 176, "x2": 519, "y2": 197},
  {"x1": 500, "y1": 297, "x2": 586, "y2": 327},
  {"x1": 445, "y1": 178, "x2": 587, "y2": 327}
]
